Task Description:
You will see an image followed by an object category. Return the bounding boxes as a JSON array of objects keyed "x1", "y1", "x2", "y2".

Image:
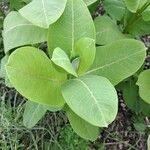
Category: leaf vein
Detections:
[
  {"x1": 86, "y1": 50, "x2": 144, "y2": 74},
  {"x1": 76, "y1": 78, "x2": 107, "y2": 126}
]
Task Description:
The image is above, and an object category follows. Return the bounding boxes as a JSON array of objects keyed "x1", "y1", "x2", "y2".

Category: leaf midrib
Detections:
[
  {"x1": 41, "y1": 0, "x2": 49, "y2": 27},
  {"x1": 76, "y1": 78, "x2": 107, "y2": 126},
  {"x1": 86, "y1": 49, "x2": 144, "y2": 74},
  {"x1": 71, "y1": 0, "x2": 75, "y2": 55},
  {"x1": 4, "y1": 24, "x2": 34, "y2": 34},
  {"x1": 96, "y1": 28, "x2": 113, "y2": 36},
  {"x1": 6, "y1": 65, "x2": 64, "y2": 83}
]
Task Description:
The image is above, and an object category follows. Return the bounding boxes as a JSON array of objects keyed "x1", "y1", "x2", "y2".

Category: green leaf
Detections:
[
  {"x1": 0, "y1": 55, "x2": 13, "y2": 88},
  {"x1": 88, "y1": 0, "x2": 100, "y2": 13},
  {"x1": 3, "y1": 11, "x2": 47, "y2": 53},
  {"x1": 51, "y1": 47, "x2": 77, "y2": 77},
  {"x1": 10, "y1": 0, "x2": 25, "y2": 10},
  {"x1": 134, "y1": 123, "x2": 146, "y2": 133},
  {"x1": 72, "y1": 57, "x2": 80, "y2": 72},
  {"x1": 62, "y1": 75, "x2": 118, "y2": 127},
  {"x1": 23, "y1": 101, "x2": 61, "y2": 129},
  {"x1": 123, "y1": 78, "x2": 150, "y2": 116},
  {"x1": 137, "y1": 69, "x2": 150, "y2": 104},
  {"x1": 22, "y1": 0, "x2": 31, "y2": 3},
  {"x1": 0, "y1": 55, "x2": 8, "y2": 78},
  {"x1": 104, "y1": 0, "x2": 126, "y2": 21},
  {"x1": 66, "y1": 106, "x2": 99, "y2": 141},
  {"x1": 123, "y1": 79, "x2": 139, "y2": 112},
  {"x1": 124, "y1": 0, "x2": 147, "y2": 13},
  {"x1": 47, "y1": 106, "x2": 62, "y2": 112},
  {"x1": 0, "y1": 19, "x2": 3, "y2": 28},
  {"x1": 142, "y1": 6, "x2": 150, "y2": 21},
  {"x1": 128, "y1": 18, "x2": 150, "y2": 36},
  {"x1": 148, "y1": 135, "x2": 150, "y2": 150},
  {"x1": 6, "y1": 47, "x2": 66, "y2": 107},
  {"x1": 19, "y1": 0, "x2": 67, "y2": 28},
  {"x1": 139, "y1": 98, "x2": 150, "y2": 116},
  {"x1": 48, "y1": 0, "x2": 95, "y2": 57},
  {"x1": 84, "y1": 0, "x2": 98, "y2": 6},
  {"x1": 5, "y1": 77, "x2": 13, "y2": 88},
  {"x1": 23, "y1": 101, "x2": 47, "y2": 128},
  {"x1": 75, "y1": 38, "x2": 96, "y2": 75},
  {"x1": 94, "y1": 16, "x2": 127, "y2": 45},
  {"x1": 86, "y1": 39, "x2": 146, "y2": 85}
]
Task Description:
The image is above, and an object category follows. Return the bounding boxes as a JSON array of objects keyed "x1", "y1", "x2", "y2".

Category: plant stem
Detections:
[{"x1": 123, "y1": 2, "x2": 150, "y2": 34}]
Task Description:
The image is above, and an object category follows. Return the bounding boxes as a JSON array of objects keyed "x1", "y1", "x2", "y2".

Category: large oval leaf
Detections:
[
  {"x1": 86, "y1": 39, "x2": 146, "y2": 85},
  {"x1": 6, "y1": 47, "x2": 66, "y2": 107},
  {"x1": 137, "y1": 69, "x2": 150, "y2": 104},
  {"x1": 19, "y1": 0, "x2": 67, "y2": 28},
  {"x1": 66, "y1": 106, "x2": 99, "y2": 141},
  {"x1": 62, "y1": 75, "x2": 118, "y2": 127},
  {"x1": 48, "y1": 0, "x2": 95, "y2": 57},
  {"x1": 3, "y1": 11, "x2": 47, "y2": 53}
]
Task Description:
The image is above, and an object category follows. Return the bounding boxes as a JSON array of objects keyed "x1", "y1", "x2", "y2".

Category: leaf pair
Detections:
[
  {"x1": 6, "y1": 38, "x2": 146, "y2": 140},
  {"x1": 5, "y1": 35, "x2": 96, "y2": 108},
  {"x1": 48, "y1": 0, "x2": 95, "y2": 57},
  {"x1": 5, "y1": 45, "x2": 118, "y2": 141},
  {"x1": 4, "y1": 0, "x2": 95, "y2": 54},
  {"x1": 3, "y1": 0, "x2": 67, "y2": 53},
  {"x1": 3, "y1": 12, "x2": 48, "y2": 53},
  {"x1": 51, "y1": 37, "x2": 96, "y2": 76}
]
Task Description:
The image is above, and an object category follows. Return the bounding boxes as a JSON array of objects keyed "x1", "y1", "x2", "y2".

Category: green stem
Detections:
[{"x1": 123, "y1": 2, "x2": 150, "y2": 33}]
